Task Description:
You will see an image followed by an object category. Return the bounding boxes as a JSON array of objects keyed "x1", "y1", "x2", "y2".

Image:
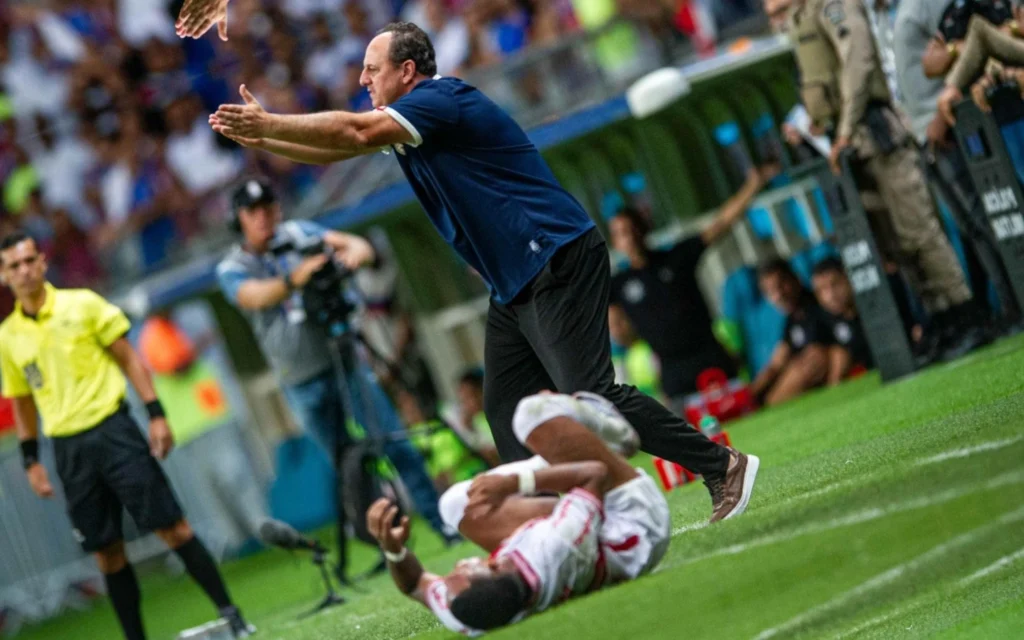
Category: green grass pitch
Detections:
[{"x1": 13, "y1": 335, "x2": 1024, "y2": 640}]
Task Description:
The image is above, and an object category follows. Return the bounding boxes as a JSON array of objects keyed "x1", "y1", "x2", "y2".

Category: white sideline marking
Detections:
[
  {"x1": 833, "y1": 546, "x2": 1024, "y2": 639},
  {"x1": 752, "y1": 506, "x2": 1024, "y2": 640},
  {"x1": 662, "y1": 470, "x2": 1024, "y2": 569},
  {"x1": 915, "y1": 436, "x2": 1024, "y2": 466},
  {"x1": 833, "y1": 609, "x2": 905, "y2": 640},
  {"x1": 672, "y1": 521, "x2": 707, "y2": 535},
  {"x1": 959, "y1": 547, "x2": 1024, "y2": 585}
]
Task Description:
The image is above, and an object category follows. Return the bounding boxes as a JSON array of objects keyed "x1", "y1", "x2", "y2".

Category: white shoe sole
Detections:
[{"x1": 722, "y1": 454, "x2": 760, "y2": 520}]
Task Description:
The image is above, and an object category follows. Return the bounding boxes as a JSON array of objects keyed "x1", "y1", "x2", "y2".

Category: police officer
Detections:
[
  {"x1": 0, "y1": 232, "x2": 253, "y2": 640},
  {"x1": 787, "y1": 0, "x2": 983, "y2": 356}
]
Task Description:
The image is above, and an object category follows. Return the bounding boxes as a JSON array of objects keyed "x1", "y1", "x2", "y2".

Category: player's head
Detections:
[
  {"x1": 811, "y1": 257, "x2": 854, "y2": 316},
  {"x1": 608, "y1": 207, "x2": 650, "y2": 259},
  {"x1": 231, "y1": 178, "x2": 280, "y2": 251},
  {"x1": 457, "y1": 366, "x2": 485, "y2": 417},
  {"x1": 758, "y1": 257, "x2": 805, "y2": 315},
  {"x1": 0, "y1": 232, "x2": 47, "y2": 299},
  {"x1": 449, "y1": 571, "x2": 532, "y2": 631},
  {"x1": 363, "y1": 22, "x2": 437, "y2": 108}
]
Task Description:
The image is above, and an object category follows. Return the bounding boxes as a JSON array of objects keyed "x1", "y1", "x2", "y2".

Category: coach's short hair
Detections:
[
  {"x1": 378, "y1": 22, "x2": 437, "y2": 77},
  {"x1": 449, "y1": 573, "x2": 531, "y2": 631}
]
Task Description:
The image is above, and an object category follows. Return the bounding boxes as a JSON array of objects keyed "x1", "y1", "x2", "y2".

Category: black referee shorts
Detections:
[{"x1": 53, "y1": 405, "x2": 184, "y2": 553}]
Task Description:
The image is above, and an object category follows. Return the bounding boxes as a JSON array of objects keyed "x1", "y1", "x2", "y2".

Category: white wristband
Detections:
[
  {"x1": 384, "y1": 547, "x2": 408, "y2": 563},
  {"x1": 517, "y1": 469, "x2": 536, "y2": 495}
]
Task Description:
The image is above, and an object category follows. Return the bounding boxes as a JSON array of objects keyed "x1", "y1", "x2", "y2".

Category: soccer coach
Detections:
[
  {"x1": 204, "y1": 21, "x2": 758, "y2": 522},
  {"x1": 0, "y1": 233, "x2": 252, "y2": 639}
]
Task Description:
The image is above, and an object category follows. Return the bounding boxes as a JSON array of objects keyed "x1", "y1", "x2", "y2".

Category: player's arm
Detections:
[
  {"x1": 107, "y1": 337, "x2": 177, "y2": 459},
  {"x1": 700, "y1": 165, "x2": 779, "y2": 246},
  {"x1": 827, "y1": 345, "x2": 852, "y2": 385},
  {"x1": 750, "y1": 342, "x2": 792, "y2": 402},
  {"x1": 466, "y1": 461, "x2": 609, "y2": 518},
  {"x1": 366, "y1": 498, "x2": 439, "y2": 604}
]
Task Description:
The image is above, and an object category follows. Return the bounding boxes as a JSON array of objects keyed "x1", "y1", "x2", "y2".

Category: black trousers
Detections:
[{"x1": 483, "y1": 228, "x2": 730, "y2": 476}]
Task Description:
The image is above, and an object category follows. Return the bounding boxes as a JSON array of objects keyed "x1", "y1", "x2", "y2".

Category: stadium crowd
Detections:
[{"x1": 0, "y1": 0, "x2": 739, "y2": 305}]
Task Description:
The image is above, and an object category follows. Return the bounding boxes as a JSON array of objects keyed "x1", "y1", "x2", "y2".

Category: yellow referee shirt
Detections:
[{"x1": 0, "y1": 283, "x2": 131, "y2": 438}]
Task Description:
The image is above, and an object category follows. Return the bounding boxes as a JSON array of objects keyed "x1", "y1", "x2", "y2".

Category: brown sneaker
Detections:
[{"x1": 705, "y1": 449, "x2": 760, "y2": 523}]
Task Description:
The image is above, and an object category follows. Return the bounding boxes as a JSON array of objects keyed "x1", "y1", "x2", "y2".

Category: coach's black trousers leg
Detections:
[
  {"x1": 104, "y1": 564, "x2": 146, "y2": 640},
  {"x1": 520, "y1": 229, "x2": 730, "y2": 477},
  {"x1": 484, "y1": 298, "x2": 556, "y2": 462}
]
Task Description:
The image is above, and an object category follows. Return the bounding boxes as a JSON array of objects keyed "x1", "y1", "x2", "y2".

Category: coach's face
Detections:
[
  {"x1": 361, "y1": 33, "x2": 417, "y2": 108},
  {"x1": 0, "y1": 238, "x2": 47, "y2": 298}
]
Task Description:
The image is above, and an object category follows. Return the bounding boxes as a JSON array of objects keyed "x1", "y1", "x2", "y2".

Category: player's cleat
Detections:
[
  {"x1": 705, "y1": 449, "x2": 760, "y2": 523},
  {"x1": 220, "y1": 606, "x2": 256, "y2": 638},
  {"x1": 571, "y1": 392, "x2": 641, "y2": 456}
]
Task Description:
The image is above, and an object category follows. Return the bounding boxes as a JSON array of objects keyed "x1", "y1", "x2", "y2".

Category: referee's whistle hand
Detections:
[
  {"x1": 26, "y1": 463, "x2": 54, "y2": 498},
  {"x1": 149, "y1": 418, "x2": 175, "y2": 460}
]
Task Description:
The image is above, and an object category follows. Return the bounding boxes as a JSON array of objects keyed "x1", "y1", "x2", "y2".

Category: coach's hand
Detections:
[
  {"x1": 26, "y1": 463, "x2": 54, "y2": 498},
  {"x1": 212, "y1": 86, "x2": 268, "y2": 141},
  {"x1": 149, "y1": 418, "x2": 175, "y2": 460},
  {"x1": 176, "y1": 0, "x2": 230, "y2": 41},
  {"x1": 367, "y1": 498, "x2": 410, "y2": 553},
  {"x1": 466, "y1": 474, "x2": 517, "y2": 518}
]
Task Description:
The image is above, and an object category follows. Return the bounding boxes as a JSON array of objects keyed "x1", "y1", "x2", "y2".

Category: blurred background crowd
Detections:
[{"x1": 0, "y1": 0, "x2": 764, "y2": 311}]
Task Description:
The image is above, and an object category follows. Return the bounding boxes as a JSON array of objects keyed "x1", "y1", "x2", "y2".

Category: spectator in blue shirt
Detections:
[{"x1": 205, "y1": 22, "x2": 757, "y2": 523}]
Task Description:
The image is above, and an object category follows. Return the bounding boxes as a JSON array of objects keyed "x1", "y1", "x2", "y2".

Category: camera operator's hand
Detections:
[
  {"x1": 324, "y1": 231, "x2": 375, "y2": 270},
  {"x1": 289, "y1": 254, "x2": 330, "y2": 288}
]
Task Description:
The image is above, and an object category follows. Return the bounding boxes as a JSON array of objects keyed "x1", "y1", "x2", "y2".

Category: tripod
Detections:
[
  {"x1": 298, "y1": 547, "x2": 346, "y2": 619},
  {"x1": 322, "y1": 318, "x2": 405, "y2": 583}
]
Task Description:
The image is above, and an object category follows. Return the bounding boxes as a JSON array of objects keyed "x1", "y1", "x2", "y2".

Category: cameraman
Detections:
[{"x1": 215, "y1": 179, "x2": 452, "y2": 551}]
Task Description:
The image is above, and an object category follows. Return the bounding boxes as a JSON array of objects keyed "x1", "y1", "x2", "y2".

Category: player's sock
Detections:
[
  {"x1": 174, "y1": 536, "x2": 233, "y2": 609},
  {"x1": 104, "y1": 564, "x2": 146, "y2": 640}
]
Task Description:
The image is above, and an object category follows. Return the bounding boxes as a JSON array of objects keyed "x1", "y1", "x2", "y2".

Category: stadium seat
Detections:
[{"x1": 720, "y1": 265, "x2": 786, "y2": 375}]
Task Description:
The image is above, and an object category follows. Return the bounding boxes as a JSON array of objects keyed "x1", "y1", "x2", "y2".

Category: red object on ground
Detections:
[
  {"x1": 653, "y1": 457, "x2": 697, "y2": 491},
  {"x1": 684, "y1": 368, "x2": 757, "y2": 425}
]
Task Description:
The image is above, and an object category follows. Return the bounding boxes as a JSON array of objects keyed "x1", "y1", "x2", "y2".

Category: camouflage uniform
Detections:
[{"x1": 789, "y1": 0, "x2": 972, "y2": 311}]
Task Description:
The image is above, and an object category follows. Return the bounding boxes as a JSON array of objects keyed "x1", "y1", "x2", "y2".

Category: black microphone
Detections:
[{"x1": 259, "y1": 519, "x2": 325, "y2": 552}]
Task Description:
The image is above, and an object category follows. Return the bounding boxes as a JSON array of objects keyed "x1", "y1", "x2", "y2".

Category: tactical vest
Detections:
[
  {"x1": 790, "y1": 2, "x2": 843, "y2": 126},
  {"x1": 789, "y1": 0, "x2": 890, "y2": 127}
]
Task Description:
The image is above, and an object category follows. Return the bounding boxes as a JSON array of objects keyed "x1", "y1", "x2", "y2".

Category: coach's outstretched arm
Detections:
[{"x1": 211, "y1": 85, "x2": 413, "y2": 159}]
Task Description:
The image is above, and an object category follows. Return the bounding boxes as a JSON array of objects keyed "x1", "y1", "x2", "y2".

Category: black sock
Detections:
[
  {"x1": 174, "y1": 536, "x2": 233, "y2": 610},
  {"x1": 104, "y1": 564, "x2": 146, "y2": 640}
]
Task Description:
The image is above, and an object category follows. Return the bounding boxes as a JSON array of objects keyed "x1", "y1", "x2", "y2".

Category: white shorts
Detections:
[
  {"x1": 512, "y1": 392, "x2": 639, "y2": 456},
  {"x1": 600, "y1": 471, "x2": 671, "y2": 582}
]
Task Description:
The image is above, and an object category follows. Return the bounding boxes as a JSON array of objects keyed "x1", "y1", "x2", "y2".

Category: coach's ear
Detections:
[{"x1": 402, "y1": 59, "x2": 418, "y2": 84}]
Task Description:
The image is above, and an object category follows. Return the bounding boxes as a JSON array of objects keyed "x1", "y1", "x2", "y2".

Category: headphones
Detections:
[{"x1": 229, "y1": 178, "x2": 277, "y2": 234}]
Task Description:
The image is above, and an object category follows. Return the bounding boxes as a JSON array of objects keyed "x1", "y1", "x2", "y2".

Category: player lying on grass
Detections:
[{"x1": 369, "y1": 392, "x2": 740, "y2": 634}]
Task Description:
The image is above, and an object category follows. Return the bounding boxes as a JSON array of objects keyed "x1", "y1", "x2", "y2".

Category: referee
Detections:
[
  {"x1": 202, "y1": 22, "x2": 758, "y2": 522},
  {"x1": 0, "y1": 233, "x2": 253, "y2": 640}
]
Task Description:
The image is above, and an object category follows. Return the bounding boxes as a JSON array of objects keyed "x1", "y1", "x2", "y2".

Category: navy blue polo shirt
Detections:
[{"x1": 382, "y1": 77, "x2": 595, "y2": 304}]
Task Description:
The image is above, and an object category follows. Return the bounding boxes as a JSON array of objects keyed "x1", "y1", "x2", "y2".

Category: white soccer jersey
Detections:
[{"x1": 492, "y1": 488, "x2": 605, "y2": 613}]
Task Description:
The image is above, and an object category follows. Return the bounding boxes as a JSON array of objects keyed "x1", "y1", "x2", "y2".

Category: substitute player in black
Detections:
[
  {"x1": 608, "y1": 165, "x2": 778, "y2": 405},
  {"x1": 750, "y1": 259, "x2": 833, "y2": 405},
  {"x1": 0, "y1": 233, "x2": 253, "y2": 640},
  {"x1": 811, "y1": 257, "x2": 875, "y2": 383}
]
